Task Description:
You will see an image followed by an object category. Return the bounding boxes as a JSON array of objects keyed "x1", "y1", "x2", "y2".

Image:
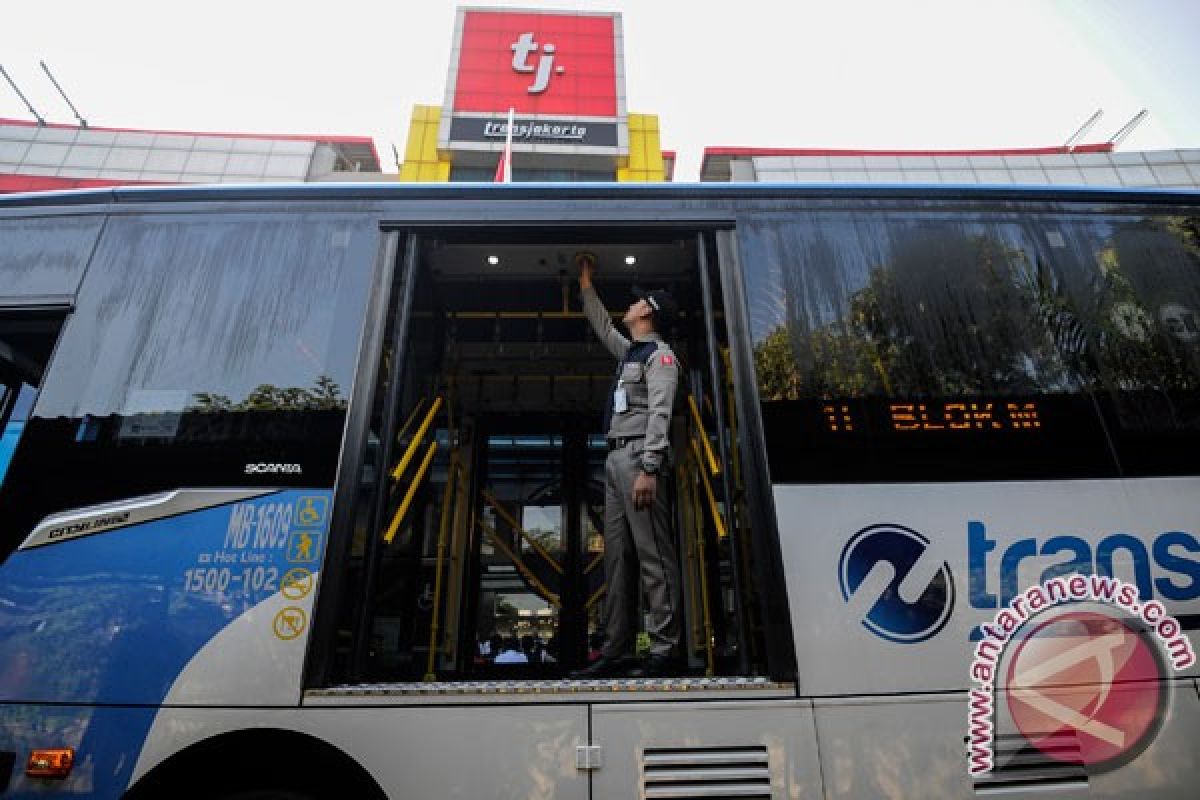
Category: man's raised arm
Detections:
[{"x1": 578, "y1": 253, "x2": 629, "y2": 359}]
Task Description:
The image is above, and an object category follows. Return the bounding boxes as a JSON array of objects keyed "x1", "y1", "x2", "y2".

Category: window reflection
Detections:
[{"x1": 743, "y1": 207, "x2": 1200, "y2": 481}]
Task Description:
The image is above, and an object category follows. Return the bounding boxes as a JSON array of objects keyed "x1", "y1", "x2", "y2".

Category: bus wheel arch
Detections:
[{"x1": 123, "y1": 727, "x2": 388, "y2": 800}]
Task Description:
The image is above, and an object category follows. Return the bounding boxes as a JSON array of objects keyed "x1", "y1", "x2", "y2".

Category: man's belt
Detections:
[{"x1": 607, "y1": 435, "x2": 644, "y2": 451}]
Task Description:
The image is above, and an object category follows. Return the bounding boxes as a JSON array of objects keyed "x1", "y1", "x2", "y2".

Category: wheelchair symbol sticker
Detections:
[
  {"x1": 295, "y1": 496, "x2": 329, "y2": 528},
  {"x1": 286, "y1": 531, "x2": 322, "y2": 564}
]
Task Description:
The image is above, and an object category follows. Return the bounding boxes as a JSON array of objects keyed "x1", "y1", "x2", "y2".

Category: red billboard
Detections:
[{"x1": 450, "y1": 10, "x2": 620, "y2": 118}]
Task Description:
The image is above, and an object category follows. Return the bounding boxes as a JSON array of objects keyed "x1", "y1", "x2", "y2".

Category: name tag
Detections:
[{"x1": 613, "y1": 387, "x2": 628, "y2": 414}]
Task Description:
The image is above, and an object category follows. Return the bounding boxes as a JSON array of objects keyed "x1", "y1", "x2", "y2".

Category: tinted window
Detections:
[
  {"x1": 741, "y1": 206, "x2": 1200, "y2": 482},
  {"x1": 0, "y1": 213, "x2": 377, "y2": 558},
  {"x1": 0, "y1": 215, "x2": 104, "y2": 299},
  {"x1": 0, "y1": 311, "x2": 64, "y2": 487}
]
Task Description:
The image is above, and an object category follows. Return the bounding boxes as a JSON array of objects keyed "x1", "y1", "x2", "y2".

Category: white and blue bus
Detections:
[{"x1": 0, "y1": 183, "x2": 1197, "y2": 798}]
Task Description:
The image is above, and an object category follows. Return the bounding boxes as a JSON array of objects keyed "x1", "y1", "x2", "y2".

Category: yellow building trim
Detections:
[
  {"x1": 400, "y1": 106, "x2": 669, "y2": 182},
  {"x1": 618, "y1": 113, "x2": 667, "y2": 182},
  {"x1": 399, "y1": 105, "x2": 452, "y2": 182}
]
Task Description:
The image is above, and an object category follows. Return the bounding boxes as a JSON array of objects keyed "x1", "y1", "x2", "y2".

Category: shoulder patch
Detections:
[{"x1": 661, "y1": 354, "x2": 675, "y2": 366}]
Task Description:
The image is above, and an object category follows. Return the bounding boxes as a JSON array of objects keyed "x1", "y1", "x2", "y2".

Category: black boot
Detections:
[
  {"x1": 626, "y1": 654, "x2": 684, "y2": 679},
  {"x1": 570, "y1": 655, "x2": 633, "y2": 679}
]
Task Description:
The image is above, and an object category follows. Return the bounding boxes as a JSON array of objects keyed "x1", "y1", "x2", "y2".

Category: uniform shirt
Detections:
[{"x1": 581, "y1": 286, "x2": 680, "y2": 474}]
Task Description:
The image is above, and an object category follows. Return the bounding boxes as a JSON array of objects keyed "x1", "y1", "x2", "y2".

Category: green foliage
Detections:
[
  {"x1": 189, "y1": 375, "x2": 347, "y2": 412},
  {"x1": 753, "y1": 215, "x2": 1200, "y2": 400}
]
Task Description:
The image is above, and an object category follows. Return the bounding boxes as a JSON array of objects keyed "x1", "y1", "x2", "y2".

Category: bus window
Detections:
[
  {"x1": 0, "y1": 216, "x2": 103, "y2": 300},
  {"x1": 739, "y1": 207, "x2": 1200, "y2": 482},
  {"x1": 0, "y1": 311, "x2": 66, "y2": 488},
  {"x1": 0, "y1": 215, "x2": 377, "y2": 563}
]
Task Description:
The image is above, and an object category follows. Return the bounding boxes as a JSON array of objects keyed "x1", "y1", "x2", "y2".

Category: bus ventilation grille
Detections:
[
  {"x1": 642, "y1": 745, "x2": 771, "y2": 799},
  {"x1": 973, "y1": 731, "x2": 1088, "y2": 794}
]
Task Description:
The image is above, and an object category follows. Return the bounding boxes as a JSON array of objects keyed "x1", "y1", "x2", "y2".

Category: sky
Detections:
[{"x1": 1, "y1": 0, "x2": 1197, "y2": 180}]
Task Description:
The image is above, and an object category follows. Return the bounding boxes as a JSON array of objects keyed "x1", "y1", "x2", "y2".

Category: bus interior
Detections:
[{"x1": 328, "y1": 229, "x2": 770, "y2": 684}]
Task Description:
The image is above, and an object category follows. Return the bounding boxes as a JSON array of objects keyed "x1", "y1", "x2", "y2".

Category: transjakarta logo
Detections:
[
  {"x1": 510, "y1": 32, "x2": 563, "y2": 94},
  {"x1": 839, "y1": 524, "x2": 955, "y2": 643},
  {"x1": 452, "y1": 11, "x2": 619, "y2": 117},
  {"x1": 968, "y1": 521, "x2": 1200, "y2": 611}
]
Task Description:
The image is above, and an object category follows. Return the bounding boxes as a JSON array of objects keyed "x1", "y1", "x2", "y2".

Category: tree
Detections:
[{"x1": 188, "y1": 375, "x2": 347, "y2": 412}]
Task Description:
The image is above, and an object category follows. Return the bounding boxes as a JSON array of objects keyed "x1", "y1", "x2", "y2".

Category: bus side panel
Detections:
[
  {"x1": 0, "y1": 489, "x2": 332, "y2": 707},
  {"x1": 0, "y1": 705, "x2": 156, "y2": 798},
  {"x1": 780, "y1": 477, "x2": 1200, "y2": 795},
  {"x1": 128, "y1": 705, "x2": 590, "y2": 799},
  {"x1": 777, "y1": 477, "x2": 1200, "y2": 696},
  {"x1": 813, "y1": 684, "x2": 1200, "y2": 799},
  {"x1": 591, "y1": 699, "x2": 822, "y2": 799}
]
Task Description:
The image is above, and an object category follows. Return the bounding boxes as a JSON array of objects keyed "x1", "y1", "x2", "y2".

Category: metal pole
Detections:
[
  {"x1": 695, "y1": 232, "x2": 751, "y2": 675},
  {"x1": 39, "y1": 61, "x2": 87, "y2": 127},
  {"x1": 0, "y1": 65, "x2": 46, "y2": 126}
]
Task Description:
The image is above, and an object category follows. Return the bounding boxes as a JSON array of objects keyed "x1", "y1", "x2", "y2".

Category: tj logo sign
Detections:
[
  {"x1": 510, "y1": 32, "x2": 565, "y2": 94},
  {"x1": 839, "y1": 524, "x2": 956, "y2": 643}
]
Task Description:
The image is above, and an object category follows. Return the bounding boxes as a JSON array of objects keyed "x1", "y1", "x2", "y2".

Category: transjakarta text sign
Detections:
[{"x1": 441, "y1": 8, "x2": 627, "y2": 153}]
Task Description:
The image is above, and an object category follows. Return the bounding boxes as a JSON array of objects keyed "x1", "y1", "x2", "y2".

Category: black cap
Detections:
[{"x1": 633, "y1": 286, "x2": 679, "y2": 331}]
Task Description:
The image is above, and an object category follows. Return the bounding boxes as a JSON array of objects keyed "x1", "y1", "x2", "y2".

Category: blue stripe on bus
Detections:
[{"x1": 0, "y1": 489, "x2": 332, "y2": 795}]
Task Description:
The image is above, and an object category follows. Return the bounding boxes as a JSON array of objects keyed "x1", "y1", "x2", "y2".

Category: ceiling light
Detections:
[
  {"x1": 624, "y1": 255, "x2": 637, "y2": 266},
  {"x1": 487, "y1": 255, "x2": 500, "y2": 266}
]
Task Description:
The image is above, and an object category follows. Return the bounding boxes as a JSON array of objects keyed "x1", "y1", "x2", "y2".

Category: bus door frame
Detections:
[
  {"x1": 305, "y1": 229, "x2": 409, "y2": 688},
  {"x1": 714, "y1": 228, "x2": 797, "y2": 682},
  {"x1": 307, "y1": 219, "x2": 798, "y2": 687}
]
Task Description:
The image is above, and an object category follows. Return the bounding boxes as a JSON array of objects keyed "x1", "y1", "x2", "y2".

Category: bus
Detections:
[{"x1": 0, "y1": 182, "x2": 1197, "y2": 799}]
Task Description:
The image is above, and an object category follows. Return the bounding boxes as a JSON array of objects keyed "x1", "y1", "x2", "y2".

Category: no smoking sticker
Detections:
[{"x1": 272, "y1": 606, "x2": 308, "y2": 641}]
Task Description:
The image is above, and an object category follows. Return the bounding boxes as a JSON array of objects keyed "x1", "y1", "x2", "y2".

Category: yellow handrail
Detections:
[
  {"x1": 583, "y1": 550, "x2": 604, "y2": 575},
  {"x1": 678, "y1": 461, "x2": 703, "y2": 654},
  {"x1": 478, "y1": 517, "x2": 561, "y2": 608},
  {"x1": 424, "y1": 455, "x2": 459, "y2": 681},
  {"x1": 383, "y1": 440, "x2": 438, "y2": 544},
  {"x1": 481, "y1": 490, "x2": 564, "y2": 575},
  {"x1": 393, "y1": 397, "x2": 426, "y2": 448},
  {"x1": 585, "y1": 583, "x2": 607, "y2": 610},
  {"x1": 687, "y1": 394, "x2": 721, "y2": 477},
  {"x1": 690, "y1": 435, "x2": 728, "y2": 539},
  {"x1": 391, "y1": 396, "x2": 444, "y2": 481},
  {"x1": 686, "y1": 453, "x2": 717, "y2": 677}
]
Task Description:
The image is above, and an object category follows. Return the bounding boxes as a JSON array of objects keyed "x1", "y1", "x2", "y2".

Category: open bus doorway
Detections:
[{"x1": 325, "y1": 228, "x2": 767, "y2": 684}]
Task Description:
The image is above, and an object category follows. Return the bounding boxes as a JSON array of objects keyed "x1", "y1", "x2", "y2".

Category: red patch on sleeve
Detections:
[{"x1": 661, "y1": 354, "x2": 674, "y2": 366}]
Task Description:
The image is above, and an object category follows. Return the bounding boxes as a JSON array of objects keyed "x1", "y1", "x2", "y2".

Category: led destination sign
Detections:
[{"x1": 823, "y1": 400, "x2": 1043, "y2": 434}]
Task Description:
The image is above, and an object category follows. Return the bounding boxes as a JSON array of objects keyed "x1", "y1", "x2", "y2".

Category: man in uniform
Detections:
[{"x1": 572, "y1": 252, "x2": 683, "y2": 679}]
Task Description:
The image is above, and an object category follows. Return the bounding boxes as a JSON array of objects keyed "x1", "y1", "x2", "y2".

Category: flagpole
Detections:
[{"x1": 503, "y1": 106, "x2": 514, "y2": 183}]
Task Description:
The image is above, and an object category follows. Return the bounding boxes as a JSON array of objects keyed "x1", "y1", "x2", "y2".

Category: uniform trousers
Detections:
[{"x1": 600, "y1": 438, "x2": 682, "y2": 658}]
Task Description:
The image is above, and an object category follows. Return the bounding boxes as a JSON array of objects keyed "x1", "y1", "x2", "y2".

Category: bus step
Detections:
[{"x1": 307, "y1": 676, "x2": 793, "y2": 700}]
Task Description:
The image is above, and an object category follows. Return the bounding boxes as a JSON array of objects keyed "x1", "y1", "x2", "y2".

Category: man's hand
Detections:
[
  {"x1": 633, "y1": 472, "x2": 657, "y2": 511},
  {"x1": 577, "y1": 252, "x2": 595, "y2": 289}
]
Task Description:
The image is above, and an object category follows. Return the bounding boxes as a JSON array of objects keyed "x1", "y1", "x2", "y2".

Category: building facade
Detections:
[
  {"x1": 3, "y1": 5, "x2": 1198, "y2": 191},
  {"x1": 0, "y1": 118, "x2": 382, "y2": 193},
  {"x1": 399, "y1": 7, "x2": 672, "y2": 183},
  {"x1": 700, "y1": 143, "x2": 1200, "y2": 188}
]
